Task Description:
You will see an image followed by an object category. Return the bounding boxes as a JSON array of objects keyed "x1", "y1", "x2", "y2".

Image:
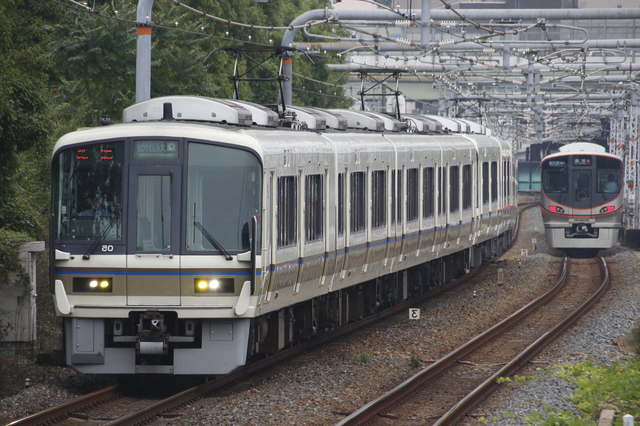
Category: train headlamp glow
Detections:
[
  {"x1": 599, "y1": 206, "x2": 616, "y2": 213},
  {"x1": 549, "y1": 205, "x2": 565, "y2": 213},
  {"x1": 73, "y1": 277, "x2": 112, "y2": 293},
  {"x1": 194, "y1": 278, "x2": 234, "y2": 294}
]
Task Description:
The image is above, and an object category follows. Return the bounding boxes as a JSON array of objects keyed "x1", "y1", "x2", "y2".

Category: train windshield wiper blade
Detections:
[
  {"x1": 194, "y1": 221, "x2": 233, "y2": 260},
  {"x1": 83, "y1": 216, "x2": 118, "y2": 260}
]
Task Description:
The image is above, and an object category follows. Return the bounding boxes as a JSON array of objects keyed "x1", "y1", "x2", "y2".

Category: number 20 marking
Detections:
[{"x1": 101, "y1": 245, "x2": 114, "y2": 252}]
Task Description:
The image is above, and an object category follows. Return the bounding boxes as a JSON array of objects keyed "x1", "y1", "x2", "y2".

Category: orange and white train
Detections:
[{"x1": 540, "y1": 142, "x2": 624, "y2": 250}]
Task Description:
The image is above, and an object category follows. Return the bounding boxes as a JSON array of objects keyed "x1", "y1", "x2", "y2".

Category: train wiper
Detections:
[
  {"x1": 194, "y1": 221, "x2": 233, "y2": 261},
  {"x1": 83, "y1": 216, "x2": 118, "y2": 260}
]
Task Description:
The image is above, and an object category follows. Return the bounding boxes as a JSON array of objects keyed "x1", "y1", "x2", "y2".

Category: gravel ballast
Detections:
[{"x1": 1, "y1": 206, "x2": 638, "y2": 426}]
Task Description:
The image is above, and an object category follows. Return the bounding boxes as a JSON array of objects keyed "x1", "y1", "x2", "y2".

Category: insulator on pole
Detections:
[
  {"x1": 394, "y1": 20, "x2": 413, "y2": 27},
  {"x1": 437, "y1": 39, "x2": 456, "y2": 47},
  {"x1": 394, "y1": 37, "x2": 413, "y2": 46}
]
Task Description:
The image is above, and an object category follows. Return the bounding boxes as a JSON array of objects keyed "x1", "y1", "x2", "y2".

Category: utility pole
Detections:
[{"x1": 136, "y1": 0, "x2": 154, "y2": 103}]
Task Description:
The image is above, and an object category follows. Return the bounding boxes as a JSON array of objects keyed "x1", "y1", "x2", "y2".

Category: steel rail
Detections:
[
  {"x1": 6, "y1": 258, "x2": 484, "y2": 426},
  {"x1": 104, "y1": 266, "x2": 484, "y2": 425},
  {"x1": 92, "y1": 204, "x2": 536, "y2": 425},
  {"x1": 7, "y1": 385, "x2": 120, "y2": 426},
  {"x1": 11, "y1": 205, "x2": 533, "y2": 426},
  {"x1": 334, "y1": 254, "x2": 569, "y2": 426},
  {"x1": 433, "y1": 256, "x2": 609, "y2": 426},
  {"x1": 336, "y1": 255, "x2": 609, "y2": 426}
]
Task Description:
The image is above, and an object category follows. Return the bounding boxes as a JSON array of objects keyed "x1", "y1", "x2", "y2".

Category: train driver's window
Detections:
[
  {"x1": 541, "y1": 157, "x2": 568, "y2": 194},
  {"x1": 187, "y1": 142, "x2": 262, "y2": 253},
  {"x1": 596, "y1": 157, "x2": 622, "y2": 194},
  {"x1": 53, "y1": 142, "x2": 124, "y2": 241}
]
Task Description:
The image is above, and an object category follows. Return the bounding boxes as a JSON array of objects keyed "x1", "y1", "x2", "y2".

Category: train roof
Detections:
[
  {"x1": 53, "y1": 96, "x2": 502, "y2": 155},
  {"x1": 542, "y1": 142, "x2": 622, "y2": 162},
  {"x1": 121, "y1": 96, "x2": 487, "y2": 135}
]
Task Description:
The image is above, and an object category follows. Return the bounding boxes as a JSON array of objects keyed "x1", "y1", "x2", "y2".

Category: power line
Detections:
[{"x1": 168, "y1": 0, "x2": 336, "y2": 33}]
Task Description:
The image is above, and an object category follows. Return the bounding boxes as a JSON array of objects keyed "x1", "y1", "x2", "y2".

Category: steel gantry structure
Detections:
[
  {"x1": 130, "y1": 0, "x2": 640, "y2": 229},
  {"x1": 277, "y1": 3, "x2": 640, "y2": 229}
]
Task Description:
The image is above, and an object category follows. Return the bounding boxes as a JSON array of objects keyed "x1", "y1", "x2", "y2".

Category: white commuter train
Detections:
[
  {"x1": 540, "y1": 142, "x2": 624, "y2": 250},
  {"x1": 51, "y1": 96, "x2": 517, "y2": 375}
]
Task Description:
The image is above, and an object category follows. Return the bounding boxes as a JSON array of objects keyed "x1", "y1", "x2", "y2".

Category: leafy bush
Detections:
[
  {"x1": 351, "y1": 352, "x2": 372, "y2": 364},
  {"x1": 632, "y1": 324, "x2": 640, "y2": 355},
  {"x1": 0, "y1": 227, "x2": 31, "y2": 288},
  {"x1": 409, "y1": 350, "x2": 423, "y2": 368},
  {"x1": 541, "y1": 361, "x2": 640, "y2": 426}
]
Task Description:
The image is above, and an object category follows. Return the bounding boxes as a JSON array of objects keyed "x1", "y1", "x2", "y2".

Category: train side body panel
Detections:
[{"x1": 51, "y1": 96, "x2": 517, "y2": 376}]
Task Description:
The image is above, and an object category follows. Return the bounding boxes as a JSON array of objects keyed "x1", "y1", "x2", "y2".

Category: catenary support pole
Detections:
[{"x1": 136, "y1": 0, "x2": 154, "y2": 103}]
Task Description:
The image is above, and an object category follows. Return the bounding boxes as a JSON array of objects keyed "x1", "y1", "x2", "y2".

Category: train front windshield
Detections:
[
  {"x1": 542, "y1": 153, "x2": 623, "y2": 208},
  {"x1": 186, "y1": 142, "x2": 262, "y2": 253},
  {"x1": 52, "y1": 139, "x2": 262, "y2": 254},
  {"x1": 52, "y1": 142, "x2": 124, "y2": 241},
  {"x1": 595, "y1": 156, "x2": 622, "y2": 194},
  {"x1": 541, "y1": 156, "x2": 568, "y2": 194}
]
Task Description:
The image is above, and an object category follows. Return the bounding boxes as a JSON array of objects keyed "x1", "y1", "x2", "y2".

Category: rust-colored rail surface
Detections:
[
  {"x1": 10, "y1": 205, "x2": 539, "y2": 426},
  {"x1": 335, "y1": 255, "x2": 609, "y2": 426},
  {"x1": 7, "y1": 385, "x2": 120, "y2": 426},
  {"x1": 7, "y1": 262, "x2": 484, "y2": 426}
]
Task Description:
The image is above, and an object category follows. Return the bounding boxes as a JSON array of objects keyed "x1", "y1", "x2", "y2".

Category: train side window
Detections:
[
  {"x1": 438, "y1": 167, "x2": 447, "y2": 215},
  {"x1": 350, "y1": 171, "x2": 366, "y2": 233},
  {"x1": 491, "y1": 162, "x2": 498, "y2": 203},
  {"x1": 338, "y1": 173, "x2": 345, "y2": 236},
  {"x1": 407, "y1": 168, "x2": 419, "y2": 222},
  {"x1": 391, "y1": 169, "x2": 401, "y2": 225},
  {"x1": 371, "y1": 170, "x2": 386, "y2": 228},
  {"x1": 305, "y1": 174, "x2": 323, "y2": 242},
  {"x1": 503, "y1": 161, "x2": 509, "y2": 202},
  {"x1": 482, "y1": 162, "x2": 489, "y2": 205},
  {"x1": 449, "y1": 166, "x2": 459, "y2": 213},
  {"x1": 462, "y1": 165, "x2": 472, "y2": 210},
  {"x1": 423, "y1": 167, "x2": 434, "y2": 218},
  {"x1": 398, "y1": 170, "x2": 402, "y2": 224},
  {"x1": 505, "y1": 161, "x2": 511, "y2": 200},
  {"x1": 277, "y1": 176, "x2": 297, "y2": 248}
]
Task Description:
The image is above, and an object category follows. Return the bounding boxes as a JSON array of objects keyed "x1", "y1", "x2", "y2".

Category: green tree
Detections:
[
  {"x1": 0, "y1": 0, "x2": 56, "y2": 236},
  {"x1": 50, "y1": 2, "x2": 137, "y2": 127}
]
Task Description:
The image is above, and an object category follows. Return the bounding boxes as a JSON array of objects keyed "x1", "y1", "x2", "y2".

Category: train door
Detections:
[
  {"x1": 571, "y1": 166, "x2": 593, "y2": 213},
  {"x1": 126, "y1": 165, "x2": 181, "y2": 306}
]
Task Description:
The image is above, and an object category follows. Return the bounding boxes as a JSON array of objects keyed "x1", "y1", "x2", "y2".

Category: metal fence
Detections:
[{"x1": 0, "y1": 336, "x2": 64, "y2": 398}]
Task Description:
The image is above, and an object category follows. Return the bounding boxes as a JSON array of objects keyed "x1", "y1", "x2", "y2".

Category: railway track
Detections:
[
  {"x1": 8, "y1": 263, "x2": 486, "y2": 426},
  {"x1": 335, "y1": 255, "x2": 609, "y2": 426},
  {"x1": 8, "y1": 205, "x2": 540, "y2": 426}
]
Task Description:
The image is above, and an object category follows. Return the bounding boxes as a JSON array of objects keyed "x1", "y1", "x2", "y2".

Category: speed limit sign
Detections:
[{"x1": 409, "y1": 308, "x2": 420, "y2": 320}]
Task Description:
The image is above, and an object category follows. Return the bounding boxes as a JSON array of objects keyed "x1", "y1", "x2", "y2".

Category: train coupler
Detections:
[{"x1": 136, "y1": 312, "x2": 170, "y2": 355}]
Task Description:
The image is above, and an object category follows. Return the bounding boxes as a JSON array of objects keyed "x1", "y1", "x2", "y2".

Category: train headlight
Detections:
[
  {"x1": 73, "y1": 277, "x2": 112, "y2": 292},
  {"x1": 193, "y1": 278, "x2": 234, "y2": 294},
  {"x1": 599, "y1": 206, "x2": 616, "y2": 213},
  {"x1": 549, "y1": 205, "x2": 564, "y2": 213}
]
